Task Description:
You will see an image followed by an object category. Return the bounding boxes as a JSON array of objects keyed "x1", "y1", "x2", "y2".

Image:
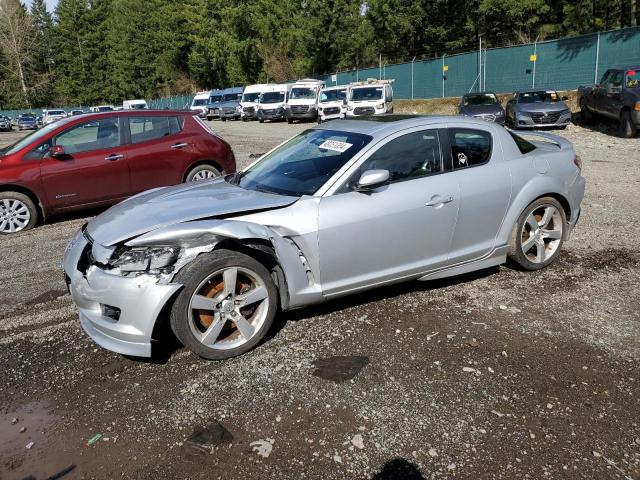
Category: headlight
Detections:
[
  {"x1": 347, "y1": 106, "x2": 354, "y2": 111},
  {"x1": 110, "y1": 246, "x2": 179, "y2": 272},
  {"x1": 236, "y1": 105, "x2": 242, "y2": 112},
  {"x1": 376, "y1": 103, "x2": 384, "y2": 109},
  {"x1": 318, "y1": 107, "x2": 323, "y2": 112}
]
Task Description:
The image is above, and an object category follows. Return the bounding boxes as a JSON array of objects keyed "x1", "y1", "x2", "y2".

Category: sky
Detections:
[{"x1": 27, "y1": 0, "x2": 58, "y2": 12}]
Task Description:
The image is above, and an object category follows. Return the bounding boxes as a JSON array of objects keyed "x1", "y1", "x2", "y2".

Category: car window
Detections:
[
  {"x1": 128, "y1": 116, "x2": 172, "y2": 144},
  {"x1": 609, "y1": 71, "x2": 623, "y2": 88},
  {"x1": 627, "y1": 69, "x2": 640, "y2": 88},
  {"x1": 54, "y1": 118, "x2": 120, "y2": 154},
  {"x1": 449, "y1": 128, "x2": 492, "y2": 169},
  {"x1": 169, "y1": 116, "x2": 183, "y2": 135},
  {"x1": 355, "y1": 130, "x2": 442, "y2": 184},
  {"x1": 508, "y1": 131, "x2": 536, "y2": 154},
  {"x1": 599, "y1": 71, "x2": 612, "y2": 85}
]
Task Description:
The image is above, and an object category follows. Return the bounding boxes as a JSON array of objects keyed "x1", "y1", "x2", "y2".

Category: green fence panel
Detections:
[{"x1": 598, "y1": 27, "x2": 640, "y2": 81}]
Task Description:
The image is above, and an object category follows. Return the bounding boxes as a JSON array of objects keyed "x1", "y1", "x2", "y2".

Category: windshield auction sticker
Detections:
[{"x1": 319, "y1": 140, "x2": 353, "y2": 153}]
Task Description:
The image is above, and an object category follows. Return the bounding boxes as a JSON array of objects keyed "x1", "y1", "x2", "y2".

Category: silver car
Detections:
[
  {"x1": 63, "y1": 116, "x2": 585, "y2": 360},
  {"x1": 506, "y1": 90, "x2": 572, "y2": 129}
]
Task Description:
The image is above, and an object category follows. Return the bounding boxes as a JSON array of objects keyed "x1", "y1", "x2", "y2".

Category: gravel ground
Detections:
[{"x1": 0, "y1": 118, "x2": 639, "y2": 480}]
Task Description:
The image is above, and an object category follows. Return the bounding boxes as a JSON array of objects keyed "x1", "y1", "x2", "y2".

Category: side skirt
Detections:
[{"x1": 417, "y1": 246, "x2": 508, "y2": 282}]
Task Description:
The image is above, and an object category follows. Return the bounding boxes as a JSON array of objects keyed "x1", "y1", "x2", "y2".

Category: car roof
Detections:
[
  {"x1": 517, "y1": 89, "x2": 558, "y2": 93},
  {"x1": 463, "y1": 91, "x2": 497, "y2": 97},
  {"x1": 315, "y1": 115, "x2": 500, "y2": 137}
]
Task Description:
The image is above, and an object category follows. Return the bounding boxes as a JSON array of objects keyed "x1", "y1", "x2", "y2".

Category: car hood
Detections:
[
  {"x1": 460, "y1": 104, "x2": 504, "y2": 116},
  {"x1": 220, "y1": 101, "x2": 240, "y2": 108},
  {"x1": 515, "y1": 101, "x2": 569, "y2": 113},
  {"x1": 87, "y1": 179, "x2": 299, "y2": 246}
]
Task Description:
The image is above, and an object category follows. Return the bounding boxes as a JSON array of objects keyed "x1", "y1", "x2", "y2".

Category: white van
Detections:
[
  {"x1": 122, "y1": 99, "x2": 148, "y2": 110},
  {"x1": 285, "y1": 79, "x2": 325, "y2": 123},
  {"x1": 317, "y1": 85, "x2": 349, "y2": 122},
  {"x1": 89, "y1": 105, "x2": 115, "y2": 113},
  {"x1": 240, "y1": 84, "x2": 267, "y2": 121},
  {"x1": 190, "y1": 91, "x2": 211, "y2": 118},
  {"x1": 346, "y1": 79, "x2": 394, "y2": 117},
  {"x1": 257, "y1": 84, "x2": 293, "y2": 123}
]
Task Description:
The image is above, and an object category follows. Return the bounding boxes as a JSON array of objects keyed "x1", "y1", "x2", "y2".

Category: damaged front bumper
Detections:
[{"x1": 63, "y1": 232, "x2": 181, "y2": 357}]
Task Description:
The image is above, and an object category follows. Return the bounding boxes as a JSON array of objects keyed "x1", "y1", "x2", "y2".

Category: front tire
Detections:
[
  {"x1": 0, "y1": 191, "x2": 38, "y2": 234},
  {"x1": 619, "y1": 111, "x2": 637, "y2": 138},
  {"x1": 508, "y1": 197, "x2": 566, "y2": 271},
  {"x1": 580, "y1": 102, "x2": 592, "y2": 124},
  {"x1": 185, "y1": 164, "x2": 221, "y2": 182},
  {"x1": 169, "y1": 250, "x2": 278, "y2": 360}
]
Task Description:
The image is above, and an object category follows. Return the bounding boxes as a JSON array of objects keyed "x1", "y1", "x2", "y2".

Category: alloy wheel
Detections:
[
  {"x1": 188, "y1": 266, "x2": 270, "y2": 351},
  {"x1": 520, "y1": 204, "x2": 563, "y2": 264},
  {"x1": 191, "y1": 169, "x2": 218, "y2": 181}
]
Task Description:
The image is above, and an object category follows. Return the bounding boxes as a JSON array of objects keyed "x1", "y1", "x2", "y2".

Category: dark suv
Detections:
[{"x1": 0, "y1": 110, "x2": 235, "y2": 234}]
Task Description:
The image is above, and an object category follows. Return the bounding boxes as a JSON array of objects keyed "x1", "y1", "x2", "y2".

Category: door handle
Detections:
[
  {"x1": 105, "y1": 154, "x2": 124, "y2": 161},
  {"x1": 425, "y1": 195, "x2": 454, "y2": 207},
  {"x1": 171, "y1": 143, "x2": 190, "y2": 149}
]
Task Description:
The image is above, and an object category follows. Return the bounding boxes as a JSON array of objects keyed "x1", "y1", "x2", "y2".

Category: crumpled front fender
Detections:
[{"x1": 126, "y1": 220, "x2": 323, "y2": 309}]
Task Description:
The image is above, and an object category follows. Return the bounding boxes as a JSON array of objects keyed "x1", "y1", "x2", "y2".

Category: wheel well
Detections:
[
  {"x1": 535, "y1": 193, "x2": 571, "y2": 221},
  {"x1": 214, "y1": 238, "x2": 290, "y2": 309},
  {"x1": 0, "y1": 184, "x2": 44, "y2": 220},
  {"x1": 620, "y1": 106, "x2": 631, "y2": 117},
  {"x1": 183, "y1": 160, "x2": 225, "y2": 182}
]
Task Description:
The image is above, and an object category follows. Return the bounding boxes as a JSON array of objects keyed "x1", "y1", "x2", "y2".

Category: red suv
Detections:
[{"x1": 0, "y1": 110, "x2": 236, "y2": 234}]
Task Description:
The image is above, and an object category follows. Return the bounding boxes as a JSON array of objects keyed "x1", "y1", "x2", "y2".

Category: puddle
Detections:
[
  {"x1": 311, "y1": 355, "x2": 369, "y2": 383},
  {"x1": 0, "y1": 401, "x2": 75, "y2": 480}
]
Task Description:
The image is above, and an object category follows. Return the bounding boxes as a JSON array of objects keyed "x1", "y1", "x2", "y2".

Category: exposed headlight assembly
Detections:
[{"x1": 110, "y1": 246, "x2": 179, "y2": 272}]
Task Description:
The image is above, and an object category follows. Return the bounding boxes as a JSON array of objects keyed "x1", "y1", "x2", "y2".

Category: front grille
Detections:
[
  {"x1": 262, "y1": 109, "x2": 277, "y2": 115},
  {"x1": 243, "y1": 106, "x2": 255, "y2": 114},
  {"x1": 323, "y1": 107, "x2": 340, "y2": 115},
  {"x1": 222, "y1": 107, "x2": 236, "y2": 114},
  {"x1": 290, "y1": 105, "x2": 308, "y2": 114},
  {"x1": 209, "y1": 108, "x2": 219, "y2": 114},
  {"x1": 354, "y1": 107, "x2": 375, "y2": 116},
  {"x1": 531, "y1": 111, "x2": 561, "y2": 124},
  {"x1": 475, "y1": 114, "x2": 496, "y2": 122}
]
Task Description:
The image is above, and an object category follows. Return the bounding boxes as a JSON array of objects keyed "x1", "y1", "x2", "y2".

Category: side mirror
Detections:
[
  {"x1": 607, "y1": 84, "x2": 622, "y2": 94},
  {"x1": 353, "y1": 169, "x2": 389, "y2": 192},
  {"x1": 49, "y1": 145, "x2": 65, "y2": 158}
]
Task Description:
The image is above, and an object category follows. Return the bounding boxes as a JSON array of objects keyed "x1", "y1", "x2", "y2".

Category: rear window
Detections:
[
  {"x1": 128, "y1": 116, "x2": 173, "y2": 144},
  {"x1": 509, "y1": 131, "x2": 537, "y2": 154},
  {"x1": 449, "y1": 128, "x2": 492, "y2": 169}
]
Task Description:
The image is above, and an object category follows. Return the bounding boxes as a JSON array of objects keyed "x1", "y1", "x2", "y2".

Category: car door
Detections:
[
  {"x1": 318, "y1": 128, "x2": 460, "y2": 295},
  {"x1": 38, "y1": 116, "x2": 130, "y2": 210},
  {"x1": 594, "y1": 70, "x2": 613, "y2": 115},
  {"x1": 603, "y1": 70, "x2": 624, "y2": 118},
  {"x1": 446, "y1": 125, "x2": 511, "y2": 263},
  {"x1": 124, "y1": 115, "x2": 196, "y2": 192}
]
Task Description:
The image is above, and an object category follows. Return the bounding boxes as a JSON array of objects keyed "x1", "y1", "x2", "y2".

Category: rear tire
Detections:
[
  {"x1": 221, "y1": 116, "x2": 227, "y2": 122},
  {"x1": 619, "y1": 111, "x2": 637, "y2": 138},
  {"x1": 508, "y1": 197, "x2": 566, "y2": 271},
  {"x1": 287, "y1": 117, "x2": 293, "y2": 124},
  {"x1": 169, "y1": 250, "x2": 278, "y2": 360},
  {"x1": 0, "y1": 191, "x2": 38, "y2": 234},
  {"x1": 185, "y1": 164, "x2": 221, "y2": 182}
]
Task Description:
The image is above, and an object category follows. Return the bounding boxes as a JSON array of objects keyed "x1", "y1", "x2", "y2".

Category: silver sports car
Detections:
[{"x1": 63, "y1": 116, "x2": 585, "y2": 360}]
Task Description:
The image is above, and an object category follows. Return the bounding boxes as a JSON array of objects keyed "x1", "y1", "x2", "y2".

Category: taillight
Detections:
[{"x1": 573, "y1": 154, "x2": 582, "y2": 171}]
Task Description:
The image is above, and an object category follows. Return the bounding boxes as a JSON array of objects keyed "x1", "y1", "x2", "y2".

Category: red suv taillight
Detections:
[{"x1": 573, "y1": 154, "x2": 582, "y2": 171}]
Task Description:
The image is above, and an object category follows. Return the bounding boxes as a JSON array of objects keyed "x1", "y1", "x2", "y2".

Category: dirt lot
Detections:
[{"x1": 1, "y1": 117, "x2": 639, "y2": 480}]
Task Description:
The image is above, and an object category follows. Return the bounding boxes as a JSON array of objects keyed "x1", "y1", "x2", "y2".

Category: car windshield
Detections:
[
  {"x1": 48, "y1": 110, "x2": 66, "y2": 115},
  {"x1": 463, "y1": 94, "x2": 498, "y2": 106},
  {"x1": 129, "y1": 104, "x2": 146, "y2": 110},
  {"x1": 19, "y1": 114, "x2": 35, "y2": 119},
  {"x1": 290, "y1": 87, "x2": 317, "y2": 99},
  {"x1": 233, "y1": 129, "x2": 372, "y2": 197},
  {"x1": 97, "y1": 106, "x2": 113, "y2": 112},
  {"x1": 351, "y1": 87, "x2": 383, "y2": 101},
  {"x1": 626, "y1": 69, "x2": 640, "y2": 88},
  {"x1": 242, "y1": 92, "x2": 260, "y2": 103},
  {"x1": 192, "y1": 98, "x2": 208, "y2": 106},
  {"x1": 223, "y1": 93, "x2": 241, "y2": 101},
  {"x1": 209, "y1": 95, "x2": 223, "y2": 103},
  {"x1": 261, "y1": 92, "x2": 285, "y2": 104},
  {"x1": 320, "y1": 89, "x2": 346, "y2": 102},
  {"x1": 518, "y1": 91, "x2": 559, "y2": 103},
  {"x1": 0, "y1": 120, "x2": 69, "y2": 156}
]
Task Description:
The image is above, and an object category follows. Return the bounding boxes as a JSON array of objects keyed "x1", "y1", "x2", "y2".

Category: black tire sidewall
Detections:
[
  {"x1": 508, "y1": 197, "x2": 567, "y2": 271},
  {"x1": 169, "y1": 250, "x2": 278, "y2": 360},
  {"x1": 0, "y1": 191, "x2": 38, "y2": 234},
  {"x1": 619, "y1": 112, "x2": 636, "y2": 138}
]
